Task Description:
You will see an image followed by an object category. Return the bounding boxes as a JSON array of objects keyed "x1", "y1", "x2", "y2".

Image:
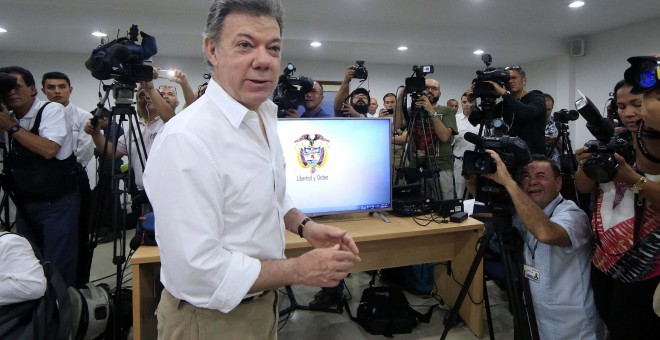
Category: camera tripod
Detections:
[
  {"x1": 549, "y1": 120, "x2": 586, "y2": 209},
  {"x1": 395, "y1": 106, "x2": 443, "y2": 201},
  {"x1": 441, "y1": 208, "x2": 539, "y2": 340},
  {"x1": 88, "y1": 80, "x2": 151, "y2": 339}
]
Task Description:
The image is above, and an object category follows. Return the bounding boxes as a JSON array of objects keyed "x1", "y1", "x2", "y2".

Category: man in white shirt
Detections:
[
  {"x1": 41, "y1": 72, "x2": 94, "y2": 167},
  {"x1": 41, "y1": 71, "x2": 96, "y2": 286},
  {"x1": 0, "y1": 66, "x2": 79, "y2": 286},
  {"x1": 453, "y1": 93, "x2": 481, "y2": 199},
  {"x1": 0, "y1": 232, "x2": 46, "y2": 306},
  {"x1": 366, "y1": 97, "x2": 379, "y2": 117},
  {"x1": 142, "y1": 1, "x2": 361, "y2": 339}
]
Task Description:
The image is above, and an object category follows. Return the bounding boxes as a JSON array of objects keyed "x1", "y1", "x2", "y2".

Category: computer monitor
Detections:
[{"x1": 277, "y1": 117, "x2": 392, "y2": 216}]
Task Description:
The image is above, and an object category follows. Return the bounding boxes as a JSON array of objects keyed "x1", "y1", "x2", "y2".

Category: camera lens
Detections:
[{"x1": 583, "y1": 154, "x2": 618, "y2": 182}]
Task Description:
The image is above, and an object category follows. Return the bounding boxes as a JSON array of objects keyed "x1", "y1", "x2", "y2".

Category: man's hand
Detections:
[
  {"x1": 169, "y1": 69, "x2": 189, "y2": 86},
  {"x1": 292, "y1": 244, "x2": 360, "y2": 287},
  {"x1": 304, "y1": 221, "x2": 361, "y2": 259},
  {"x1": 0, "y1": 104, "x2": 16, "y2": 130},
  {"x1": 84, "y1": 118, "x2": 103, "y2": 136},
  {"x1": 414, "y1": 95, "x2": 435, "y2": 115},
  {"x1": 379, "y1": 108, "x2": 394, "y2": 118},
  {"x1": 481, "y1": 149, "x2": 516, "y2": 188},
  {"x1": 284, "y1": 108, "x2": 300, "y2": 118},
  {"x1": 485, "y1": 80, "x2": 507, "y2": 97},
  {"x1": 341, "y1": 101, "x2": 362, "y2": 117},
  {"x1": 343, "y1": 67, "x2": 355, "y2": 84}
]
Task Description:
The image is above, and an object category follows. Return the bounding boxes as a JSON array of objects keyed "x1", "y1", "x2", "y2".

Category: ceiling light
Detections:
[
  {"x1": 398, "y1": 46, "x2": 408, "y2": 51},
  {"x1": 310, "y1": 41, "x2": 322, "y2": 47},
  {"x1": 92, "y1": 31, "x2": 107, "y2": 37},
  {"x1": 0, "y1": 28, "x2": 7, "y2": 33},
  {"x1": 569, "y1": 1, "x2": 585, "y2": 8},
  {"x1": 473, "y1": 50, "x2": 484, "y2": 55}
]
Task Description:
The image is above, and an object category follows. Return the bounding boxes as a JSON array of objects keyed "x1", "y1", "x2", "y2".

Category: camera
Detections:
[
  {"x1": 471, "y1": 54, "x2": 510, "y2": 99},
  {"x1": 553, "y1": 109, "x2": 579, "y2": 124},
  {"x1": 462, "y1": 132, "x2": 532, "y2": 176},
  {"x1": 85, "y1": 25, "x2": 157, "y2": 84},
  {"x1": 575, "y1": 91, "x2": 635, "y2": 182},
  {"x1": 352, "y1": 60, "x2": 368, "y2": 80},
  {"x1": 0, "y1": 72, "x2": 18, "y2": 108},
  {"x1": 272, "y1": 63, "x2": 314, "y2": 117},
  {"x1": 402, "y1": 65, "x2": 434, "y2": 120}
]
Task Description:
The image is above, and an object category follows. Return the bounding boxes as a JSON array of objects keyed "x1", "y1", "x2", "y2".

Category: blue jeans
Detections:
[{"x1": 16, "y1": 190, "x2": 80, "y2": 286}]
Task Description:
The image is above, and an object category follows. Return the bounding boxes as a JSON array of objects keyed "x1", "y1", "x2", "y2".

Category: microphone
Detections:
[{"x1": 464, "y1": 132, "x2": 483, "y2": 146}]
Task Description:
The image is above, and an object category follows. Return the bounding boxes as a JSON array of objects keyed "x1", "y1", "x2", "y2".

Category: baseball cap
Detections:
[{"x1": 624, "y1": 56, "x2": 660, "y2": 94}]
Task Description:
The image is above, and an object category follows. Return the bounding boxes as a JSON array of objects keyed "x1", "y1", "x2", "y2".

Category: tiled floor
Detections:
[{"x1": 90, "y1": 231, "x2": 515, "y2": 339}]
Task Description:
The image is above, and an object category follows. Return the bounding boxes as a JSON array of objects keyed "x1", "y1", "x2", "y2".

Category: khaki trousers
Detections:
[{"x1": 157, "y1": 289, "x2": 278, "y2": 340}]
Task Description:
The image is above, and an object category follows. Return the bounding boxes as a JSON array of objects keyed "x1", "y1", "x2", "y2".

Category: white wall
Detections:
[{"x1": 0, "y1": 16, "x2": 657, "y2": 183}]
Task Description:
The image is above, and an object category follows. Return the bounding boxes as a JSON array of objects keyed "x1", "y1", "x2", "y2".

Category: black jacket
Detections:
[{"x1": 497, "y1": 90, "x2": 547, "y2": 155}]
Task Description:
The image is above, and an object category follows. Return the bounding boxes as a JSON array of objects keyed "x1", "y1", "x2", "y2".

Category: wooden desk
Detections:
[{"x1": 131, "y1": 214, "x2": 484, "y2": 339}]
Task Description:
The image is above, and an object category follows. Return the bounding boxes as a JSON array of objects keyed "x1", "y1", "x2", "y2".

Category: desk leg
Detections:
[
  {"x1": 132, "y1": 262, "x2": 160, "y2": 340},
  {"x1": 435, "y1": 229, "x2": 484, "y2": 338}
]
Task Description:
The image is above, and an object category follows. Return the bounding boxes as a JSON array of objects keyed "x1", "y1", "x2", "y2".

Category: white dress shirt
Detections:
[
  {"x1": 14, "y1": 98, "x2": 74, "y2": 160},
  {"x1": 64, "y1": 102, "x2": 94, "y2": 167},
  {"x1": 453, "y1": 112, "x2": 481, "y2": 158},
  {"x1": 0, "y1": 232, "x2": 47, "y2": 306},
  {"x1": 144, "y1": 79, "x2": 295, "y2": 313},
  {"x1": 117, "y1": 115, "x2": 164, "y2": 190}
]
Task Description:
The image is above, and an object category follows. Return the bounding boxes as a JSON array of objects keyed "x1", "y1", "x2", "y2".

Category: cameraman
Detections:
[
  {"x1": 282, "y1": 81, "x2": 331, "y2": 118},
  {"x1": 474, "y1": 152, "x2": 604, "y2": 339},
  {"x1": 0, "y1": 66, "x2": 79, "y2": 287},
  {"x1": 575, "y1": 78, "x2": 660, "y2": 340},
  {"x1": 474, "y1": 65, "x2": 546, "y2": 155},
  {"x1": 395, "y1": 78, "x2": 457, "y2": 200}
]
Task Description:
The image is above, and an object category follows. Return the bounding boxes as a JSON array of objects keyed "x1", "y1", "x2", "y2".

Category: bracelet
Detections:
[
  {"x1": 298, "y1": 217, "x2": 311, "y2": 238},
  {"x1": 629, "y1": 176, "x2": 648, "y2": 194}
]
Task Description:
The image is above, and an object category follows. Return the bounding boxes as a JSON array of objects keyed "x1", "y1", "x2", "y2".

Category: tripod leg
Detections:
[
  {"x1": 440, "y1": 224, "x2": 494, "y2": 339},
  {"x1": 484, "y1": 278, "x2": 496, "y2": 340}
]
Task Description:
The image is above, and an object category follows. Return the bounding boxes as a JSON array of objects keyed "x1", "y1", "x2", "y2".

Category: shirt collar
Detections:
[
  {"x1": 543, "y1": 194, "x2": 564, "y2": 215},
  {"x1": 205, "y1": 78, "x2": 277, "y2": 129}
]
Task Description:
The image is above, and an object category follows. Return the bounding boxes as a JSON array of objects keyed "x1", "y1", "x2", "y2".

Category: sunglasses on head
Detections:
[{"x1": 504, "y1": 65, "x2": 526, "y2": 76}]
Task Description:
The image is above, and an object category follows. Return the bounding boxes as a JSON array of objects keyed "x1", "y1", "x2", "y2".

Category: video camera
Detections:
[
  {"x1": 84, "y1": 25, "x2": 157, "y2": 84},
  {"x1": 575, "y1": 90, "x2": 634, "y2": 182},
  {"x1": 352, "y1": 60, "x2": 368, "y2": 80},
  {"x1": 462, "y1": 132, "x2": 532, "y2": 175},
  {"x1": 403, "y1": 65, "x2": 434, "y2": 120},
  {"x1": 462, "y1": 132, "x2": 531, "y2": 214},
  {"x1": 272, "y1": 63, "x2": 313, "y2": 117},
  {"x1": 0, "y1": 72, "x2": 18, "y2": 108},
  {"x1": 471, "y1": 54, "x2": 510, "y2": 99}
]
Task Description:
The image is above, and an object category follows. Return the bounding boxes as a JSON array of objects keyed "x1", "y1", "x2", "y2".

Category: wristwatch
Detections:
[
  {"x1": 630, "y1": 176, "x2": 648, "y2": 194},
  {"x1": 7, "y1": 123, "x2": 21, "y2": 136}
]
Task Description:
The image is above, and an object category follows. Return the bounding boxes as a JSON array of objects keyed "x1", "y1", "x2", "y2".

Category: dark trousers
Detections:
[
  {"x1": 16, "y1": 190, "x2": 81, "y2": 287},
  {"x1": 591, "y1": 265, "x2": 660, "y2": 340}
]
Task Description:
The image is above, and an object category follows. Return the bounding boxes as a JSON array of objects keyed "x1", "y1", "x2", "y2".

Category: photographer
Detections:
[
  {"x1": 395, "y1": 78, "x2": 457, "y2": 200},
  {"x1": 0, "y1": 66, "x2": 79, "y2": 287},
  {"x1": 333, "y1": 65, "x2": 370, "y2": 117},
  {"x1": 474, "y1": 65, "x2": 546, "y2": 155},
  {"x1": 155, "y1": 67, "x2": 197, "y2": 110},
  {"x1": 629, "y1": 55, "x2": 660, "y2": 173},
  {"x1": 475, "y1": 152, "x2": 604, "y2": 339},
  {"x1": 575, "y1": 78, "x2": 660, "y2": 340}
]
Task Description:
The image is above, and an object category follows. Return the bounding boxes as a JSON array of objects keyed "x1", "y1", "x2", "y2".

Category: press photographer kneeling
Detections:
[{"x1": 467, "y1": 150, "x2": 604, "y2": 339}]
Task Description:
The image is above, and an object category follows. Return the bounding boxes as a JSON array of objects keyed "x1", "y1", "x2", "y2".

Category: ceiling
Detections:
[{"x1": 1, "y1": 0, "x2": 659, "y2": 68}]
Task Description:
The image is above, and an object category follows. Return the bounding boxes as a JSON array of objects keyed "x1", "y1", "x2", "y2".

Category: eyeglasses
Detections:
[
  {"x1": 505, "y1": 65, "x2": 526, "y2": 77},
  {"x1": 353, "y1": 94, "x2": 368, "y2": 100},
  {"x1": 425, "y1": 86, "x2": 439, "y2": 91}
]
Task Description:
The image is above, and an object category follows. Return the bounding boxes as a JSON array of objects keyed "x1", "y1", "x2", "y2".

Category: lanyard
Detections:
[{"x1": 524, "y1": 198, "x2": 564, "y2": 260}]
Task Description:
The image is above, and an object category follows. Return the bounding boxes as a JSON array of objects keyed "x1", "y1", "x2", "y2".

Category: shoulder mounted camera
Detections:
[
  {"x1": 273, "y1": 63, "x2": 313, "y2": 117},
  {"x1": 84, "y1": 25, "x2": 157, "y2": 84}
]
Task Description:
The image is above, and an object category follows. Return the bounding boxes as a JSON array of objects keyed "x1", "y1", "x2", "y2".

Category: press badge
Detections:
[{"x1": 523, "y1": 264, "x2": 540, "y2": 283}]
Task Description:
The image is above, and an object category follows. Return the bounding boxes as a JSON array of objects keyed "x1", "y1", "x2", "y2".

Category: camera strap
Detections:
[
  {"x1": 636, "y1": 120, "x2": 660, "y2": 163},
  {"x1": 633, "y1": 192, "x2": 645, "y2": 243}
]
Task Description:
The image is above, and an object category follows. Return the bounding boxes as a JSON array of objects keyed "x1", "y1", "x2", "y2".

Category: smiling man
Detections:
[
  {"x1": 482, "y1": 152, "x2": 604, "y2": 339},
  {"x1": 142, "y1": 1, "x2": 360, "y2": 338}
]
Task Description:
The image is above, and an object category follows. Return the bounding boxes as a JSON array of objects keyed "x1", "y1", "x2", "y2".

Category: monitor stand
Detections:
[{"x1": 368, "y1": 211, "x2": 391, "y2": 223}]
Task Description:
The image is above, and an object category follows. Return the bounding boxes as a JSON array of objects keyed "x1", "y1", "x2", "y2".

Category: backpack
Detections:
[
  {"x1": 68, "y1": 282, "x2": 110, "y2": 340},
  {"x1": 345, "y1": 286, "x2": 436, "y2": 337},
  {"x1": 0, "y1": 232, "x2": 73, "y2": 340},
  {"x1": 129, "y1": 211, "x2": 157, "y2": 250}
]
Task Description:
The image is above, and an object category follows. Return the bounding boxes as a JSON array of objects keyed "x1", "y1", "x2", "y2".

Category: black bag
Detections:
[
  {"x1": 0, "y1": 233, "x2": 72, "y2": 340},
  {"x1": 345, "y1": 286, "x2": 436, "y2": 337}
]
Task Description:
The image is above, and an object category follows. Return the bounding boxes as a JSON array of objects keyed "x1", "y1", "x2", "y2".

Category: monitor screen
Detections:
[{"x1": 277, "y1": 118, "x2": 392, "y2": 216}]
